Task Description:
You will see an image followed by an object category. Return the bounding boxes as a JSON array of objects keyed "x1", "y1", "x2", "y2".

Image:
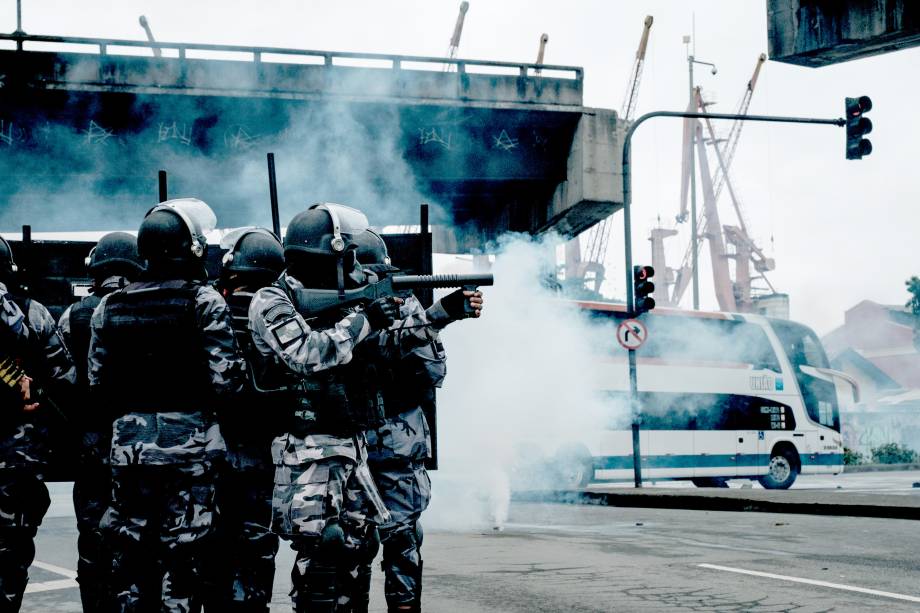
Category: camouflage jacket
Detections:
[
  {"x1": 0, "y1": 281, "x2": 77, "y2": 474},
  {"x1": 88, "y1": 281, "x2": 245, "y2": 472},
  {"x1": 249, "y1": 273, "x2": 375, "y2": 464},
  {"x1": 366, "y1": 295, "x2": 448, "y2": 464}
]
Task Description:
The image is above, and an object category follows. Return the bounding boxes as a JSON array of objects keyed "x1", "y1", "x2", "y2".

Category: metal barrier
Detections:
[{"x1": 0, "y1": 33, "x2": 583, "y2": 82}]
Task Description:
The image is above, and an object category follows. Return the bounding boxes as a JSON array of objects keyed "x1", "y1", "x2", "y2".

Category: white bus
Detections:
[{"x1": 561, "y1": 303, "x2": 858, "y2": 489}]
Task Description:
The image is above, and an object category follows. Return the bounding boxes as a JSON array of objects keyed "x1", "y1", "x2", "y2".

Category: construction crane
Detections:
[
  {"x1": 667, "y1": 54, "x2": 775, "y2": 312},
  {"x1": 535, "y1": 33, "x2": 549, "y2": 75},
  {"x1": 445, "y1": 1, "x2": 470, "y2": 71},
  {"x1": 565, "y1": 16, "x2": 653, "y2": 295},
  {"x1": 138, "y1": 15, "x2": 161, "y2": 58}
]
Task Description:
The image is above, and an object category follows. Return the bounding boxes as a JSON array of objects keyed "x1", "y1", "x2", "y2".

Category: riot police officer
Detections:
[
  {"x1": 87, "y1": 199, "x2": 245, "y2": 612},
  {"x1": 0, "y1": 236, "x2": 76, "y2": 610},
  {"x1": 209, "y1": 227, "x2": 285, "y2": 612},
  {"x1": 58, "y1": 231, "x2": 144, "y2": 612},
  {"x1": 354, "y1": 229, "x2": 483, "y2": 613},
  {"x1": 247, "y1": 204, "x2": 400, "y2": 613}
]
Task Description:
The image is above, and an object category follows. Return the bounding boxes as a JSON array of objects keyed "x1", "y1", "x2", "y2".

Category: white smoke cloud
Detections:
[{"x1": 427, "y1": 233, "x2": 623, "y2": 530}]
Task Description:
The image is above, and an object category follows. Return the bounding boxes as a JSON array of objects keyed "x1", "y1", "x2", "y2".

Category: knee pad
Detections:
[{"x1": 382, "y1": 524, "x2": 419, "y2": 562}]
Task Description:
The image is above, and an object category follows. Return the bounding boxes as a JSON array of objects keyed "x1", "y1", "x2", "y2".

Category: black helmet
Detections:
[
  {"x1": 283, "y1": 203, "x2": 369, "y2": 260},
  {"x1": 137, "y1": 198, "x2": 216, "y2": 265},
  {"x1": 283, "y1": 203, "x2": 370, "y2": 291},
  {"x1": 86, "y1": 232, "x2": 144, "y2": 280},
  {"x1": 0, "y1": 237, "x2": 17, "y2": 281},
  {"x1": 221, "y1": 227, "x2": 284, "y2": 277},
  {"x1": 353, "y1": 229, "x2": 391, "y2": 266}
]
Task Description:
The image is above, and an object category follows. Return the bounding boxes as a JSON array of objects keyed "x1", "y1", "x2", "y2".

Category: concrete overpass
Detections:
[{"x1": 0, "y1": 34, "x2": 622, "y2": 252}]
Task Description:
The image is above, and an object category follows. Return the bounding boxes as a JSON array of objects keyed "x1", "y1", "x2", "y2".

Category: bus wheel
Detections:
[
  {"x1": 691, "y1": 478, "x2": 729, "y2": 488},
  {"x1": 758, "y1": 447, "x2": 799, "y2": 490},
  {"x1": 555, "y1": 444, "x2": 593, "y2": 490}
]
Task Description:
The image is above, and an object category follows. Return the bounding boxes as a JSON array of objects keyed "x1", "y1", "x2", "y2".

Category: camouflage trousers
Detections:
[
  {"x1": 0, "y1": 470, "x2": 50, "y2": 611},
  {"x1": 273, "y1": 451, "x2": 382, "y2": 613},
  {"x1": 369, "y1": 461, "x2": 431, "y2": 612},
  {"x1": 205, "y1": 466, "x2": 279, "y2": 612},
  {"x1": 102, "y1": 464, "x2": 217, "y2": 613},
  {"x1": 73, "y1": 462, "x2": 112, "y2": 612}
]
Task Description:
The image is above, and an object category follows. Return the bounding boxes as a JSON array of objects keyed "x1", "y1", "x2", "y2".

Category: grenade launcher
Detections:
[{"x1": 289, "y1": 273, "x2": 494, "y2": 317}]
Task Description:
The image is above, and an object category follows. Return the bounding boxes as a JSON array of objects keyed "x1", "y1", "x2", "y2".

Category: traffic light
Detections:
[
  {"x1": 845, "y1": 96, "x2": 872, "y2": 160},
  {"x1": 633, "y1": 265, "x2": 655, "y2": 315}
]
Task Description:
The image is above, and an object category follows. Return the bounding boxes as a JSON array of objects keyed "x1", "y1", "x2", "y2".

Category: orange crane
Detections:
[
  {"x1": 566, "y1": 16, "x2": 653, "y2": 295},
  {"x1": 660, "y1": 54, "x2": 773, "y2": 311}
]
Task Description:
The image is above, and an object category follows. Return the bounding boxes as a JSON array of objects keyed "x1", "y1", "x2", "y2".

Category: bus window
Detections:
[
  {"x1": 770, "y1": 319, "x2": 840, "y2": 431},
  {"x1": 603, "y1": 391, "x2": 796, "y2": 431}
]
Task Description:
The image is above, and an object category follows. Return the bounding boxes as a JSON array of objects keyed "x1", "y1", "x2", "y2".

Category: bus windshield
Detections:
[{"x1": 770, "y1": 319, "x2": 840, "y2": 431}]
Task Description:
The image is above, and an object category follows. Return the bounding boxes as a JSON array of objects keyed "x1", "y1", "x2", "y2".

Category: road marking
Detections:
[
  {"x1": 25, "y1": 561, "x2": 79, "y2": 593},
  {"x1": 698, "y1": 563, "x2": 920, "y2": 603},
  {"x1": 31, "y1": 560, "x2": 77, "y2": 579},
  {"x1": 26, "y1": 578, "x2": 79, "y2": 593}
]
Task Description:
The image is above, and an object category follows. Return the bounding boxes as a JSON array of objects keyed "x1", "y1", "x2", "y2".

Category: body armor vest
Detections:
[
  {"x1": 101, "y1": 281, "x2": 209, "y2": 413},
  {"x1": 67, "y1": 294, "x2": 102, "y2": 389},
  {"x1": 262, "y1": 280, "x2": 385, "y2": 436}
]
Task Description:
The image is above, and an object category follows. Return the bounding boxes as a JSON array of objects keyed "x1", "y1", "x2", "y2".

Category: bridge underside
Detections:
[
  {"x1": 0, "y1": 42, "x2": 622, "y2": 251},
  {"x1": 767, "y1": 0, "x2": 920, "y2": 67}
]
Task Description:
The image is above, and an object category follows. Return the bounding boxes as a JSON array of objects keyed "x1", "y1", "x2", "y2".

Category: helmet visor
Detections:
[
  {"x1": 308, "y1": 203, "x2": 369, "y2": 252},
  {"x1": 151, "y1": 198, "x2": 217, "y2": 240}
]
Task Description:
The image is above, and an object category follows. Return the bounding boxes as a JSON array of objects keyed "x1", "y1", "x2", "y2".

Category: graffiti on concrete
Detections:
[
  {"x1": 492, "y1": 129, "x2": 518, "y2": 151},
  {"x1": 418, "y1": 127, "x2": 452, "y2": 150},
  {"x1": 83, "y1": 120, "x2": 114, "y2": 145},
  {"x1": 224, "y1": 125, "x2": 258, "y2": 150},
  {"x1": 157, "y1": 121, "x2": 193, "y2": 146}
]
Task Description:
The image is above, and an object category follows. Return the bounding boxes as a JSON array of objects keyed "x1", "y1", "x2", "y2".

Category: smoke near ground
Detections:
[{"x1": 427, "y1": 233, "x2": 622, "y2": 531}]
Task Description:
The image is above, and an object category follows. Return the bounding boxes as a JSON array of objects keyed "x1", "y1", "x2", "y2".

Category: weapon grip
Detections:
[{"x1": 462, "y1": 284, "x2": 479, "y2": 316}]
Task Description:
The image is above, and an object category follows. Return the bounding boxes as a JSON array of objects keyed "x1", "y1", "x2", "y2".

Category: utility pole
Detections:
[{"x1": 683, "y1": 34, "x2": 717, "y2": 310}]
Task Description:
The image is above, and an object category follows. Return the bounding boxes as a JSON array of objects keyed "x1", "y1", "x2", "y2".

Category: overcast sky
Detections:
[{"x1": 1, "y1": 0, "x2": 918, "y2": 334}]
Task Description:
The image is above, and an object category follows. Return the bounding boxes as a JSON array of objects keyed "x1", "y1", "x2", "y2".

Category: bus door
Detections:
[{"x1": 735, "y1": 428, "x2": 763, "y2": 477}]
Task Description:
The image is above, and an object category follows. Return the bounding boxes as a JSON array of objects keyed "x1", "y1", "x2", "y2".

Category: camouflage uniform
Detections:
[
  {"x1": 365, "y1": 296, "x2": 449, "y2": 612},
  {"x1": 206, "y1": 288, "x2": 280, "y2": 612},
  {"x1": 0, "y1": 281, "x2": 76, "y2": 610},
  {"x1": 58, "y1": 275, "x2": 129, "y2": 612},
  {"x1": 88, "y1": 281, "x2": 244, "y2": 613},
  {"x1": 248, "y1": 274, "x2": 389, "y2": 613}
]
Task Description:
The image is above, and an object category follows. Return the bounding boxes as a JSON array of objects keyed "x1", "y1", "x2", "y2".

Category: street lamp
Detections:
[{"x1": 684, "y1": 35, "x2": 717, "y2": 311}]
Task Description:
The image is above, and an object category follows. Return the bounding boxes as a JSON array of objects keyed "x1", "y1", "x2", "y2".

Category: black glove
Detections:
[
  {"x1": 439, "y1": 288, "x2": 474, "y2": 320},
  {"x1": 365, "y1": 297, "x2": 400, "y2": 330}
]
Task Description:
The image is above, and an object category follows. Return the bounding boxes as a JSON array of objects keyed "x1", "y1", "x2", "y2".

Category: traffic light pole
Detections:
[{"x1": 622, "y1": 109, "x2": 845, "y2": 488}]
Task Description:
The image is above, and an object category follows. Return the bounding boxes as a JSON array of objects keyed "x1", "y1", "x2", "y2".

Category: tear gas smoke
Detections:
[{"x1": 427, "y1": 233, "x2": 624, "y2": 530}]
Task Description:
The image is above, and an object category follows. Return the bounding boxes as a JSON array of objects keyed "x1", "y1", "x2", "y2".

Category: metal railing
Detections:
[{"x1": 0, "y1": 33, "x2": 583, "y2": 82}]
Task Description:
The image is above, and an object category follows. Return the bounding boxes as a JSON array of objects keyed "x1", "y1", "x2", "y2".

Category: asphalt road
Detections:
[{"x1": 20, "y1": 471, "x2": 920, "y2": 612}]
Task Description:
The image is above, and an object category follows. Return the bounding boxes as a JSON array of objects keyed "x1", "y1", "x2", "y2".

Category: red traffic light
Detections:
[
  {"x1": 845, "y1": 96, "x2": 873, "y2": 160},
  {"x1": 634, "y1": 265, "x2": 655, "y2": 281}
]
